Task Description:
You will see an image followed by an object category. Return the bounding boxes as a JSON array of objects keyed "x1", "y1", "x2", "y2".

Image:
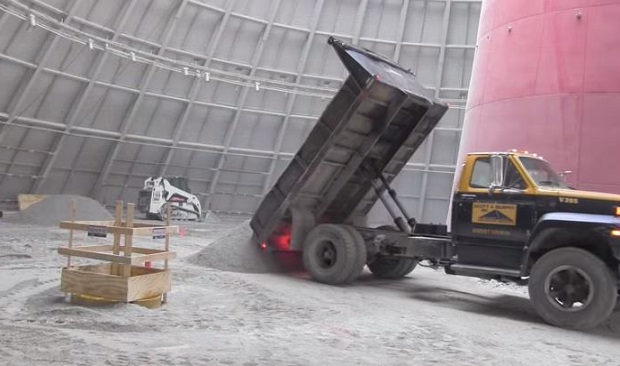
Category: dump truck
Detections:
[{"x1": 250, "y1": 37, "x2": 620, "y2": 330}]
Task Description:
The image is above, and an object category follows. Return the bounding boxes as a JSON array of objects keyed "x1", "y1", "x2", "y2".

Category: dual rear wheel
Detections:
[
  {"x1": 302, "y1": 224, "x2": 416, "y2": 285},
  {"x1": 367, "y1": 225, "x2": 417, "y2": 279},
  {"x1": 302, "y1": 224, "x2": 367, "y2": 285}
]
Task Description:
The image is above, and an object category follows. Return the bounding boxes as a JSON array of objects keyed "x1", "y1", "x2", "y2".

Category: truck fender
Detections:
[{"x1": 520, "y1": 212, "x2": 620, "y2": 276}]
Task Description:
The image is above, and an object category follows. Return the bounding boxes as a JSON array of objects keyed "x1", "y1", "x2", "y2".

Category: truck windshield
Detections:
[{"x1": 519, "y1": 157, "x2": 568, "y2": 189}]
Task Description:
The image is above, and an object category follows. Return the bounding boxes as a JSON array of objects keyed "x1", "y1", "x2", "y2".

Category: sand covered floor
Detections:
[{"x1": 0, "y1": 218, "x2": 619, "y2": 366}]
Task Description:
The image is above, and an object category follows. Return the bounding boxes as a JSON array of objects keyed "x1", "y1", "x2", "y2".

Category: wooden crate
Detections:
[
  {"x1": 61, "y1": 263, "x2": 171, "y2": 302},
  {"x1": 57, "y1": 200, "x2": 177, "y2": 306}
]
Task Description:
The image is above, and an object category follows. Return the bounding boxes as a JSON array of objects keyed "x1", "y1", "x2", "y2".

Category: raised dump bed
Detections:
[{"x1": 251, "y1": 37, "x2": 448, "y2": 250}]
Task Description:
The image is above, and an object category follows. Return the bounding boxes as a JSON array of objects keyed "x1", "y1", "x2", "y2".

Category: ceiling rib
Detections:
[
  {"x1": 0, "y1": 0, "x2": 80, "y2": 142},
  {"x1": 203, "y1": 0, "x2": 282, "y2": 210},
  {"x1": 90, "y1": 0, "x2": 188, "y2": 200},
  {"x1": 158, "y1": 0, "x2": 237, "y2": 179},
  {"x1": 260, "y1": 0, "x2": 326, "y2": 196},
  {"x1": 32, "y1": 0, "x2": 139, "y2": 193},
  {"x1": 417, "y1": 0, "x2": 453, "y2": 219},
  {"x1": 0, "y1": 0, "x2": 81, "y2": 189}
]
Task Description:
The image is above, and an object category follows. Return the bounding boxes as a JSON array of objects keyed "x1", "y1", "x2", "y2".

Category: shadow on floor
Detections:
[{"x1": 353, "y1": 273, "x2": 620, "y2": 339}]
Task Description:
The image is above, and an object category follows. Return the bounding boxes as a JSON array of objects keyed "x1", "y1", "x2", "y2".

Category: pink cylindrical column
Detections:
[{"x1": 458, "y1": 0, "x2": 620, "y2": 193}]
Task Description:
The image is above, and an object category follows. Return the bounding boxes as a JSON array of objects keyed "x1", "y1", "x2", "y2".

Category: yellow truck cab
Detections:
[{"x1": 450, "y1": 151, "x2": 620, "y2": 329}]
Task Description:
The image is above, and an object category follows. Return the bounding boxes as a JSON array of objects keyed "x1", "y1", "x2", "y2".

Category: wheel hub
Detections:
[
  {"x1": 544, "y1": 265, "x2": 594, "y2": 312},
  {"x1": 316, "y1": 241, "x2": 337, "y2": 269}
]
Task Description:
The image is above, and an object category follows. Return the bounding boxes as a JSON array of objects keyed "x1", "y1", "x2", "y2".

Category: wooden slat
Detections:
[
  {"x1": 58, "y1": 245, "x2": 174, "y2": 254},
  {"x1": 67, "y1": 199, "x2": 76, "y2": 269},
  {"x1": 58, "y1": 247, "x2": 131, "y2": 264},
  {"x1": 127, "y1": 269, "x2": 171, "y2": 302},
  {"x1": 58, "y1": 222, "x2": 134, "y2": 235},
  {"x1": 61, "y1": 266, "x2": 129, "y2": 302},
  {"x1": 58, "y1": 221, "x2": 179, "y2": 236},
  {"x1": 69, "y1": 244, "x2": 114, "y2": 252},
  {"x1": 112, "y1": 201, "x2": 123, "y2": 275},
  {"x1": 163, "y1": 203, "x2": 171, "y2": 303},
  {"x1": 123, "y1": 203, "x2": 135, "y2": 277},
  {"x1": 59, "y1": 220, "x2": 116, "y2": 227},
  {"x1": 130, "y1": 251, "x2": 176, "y2": 265},
  {"x1": 57, "y1": 245, "x2": 176, "y2": 264},
  {"x1": 132, "y1": 226, "x2": 180, "y2": 236}
]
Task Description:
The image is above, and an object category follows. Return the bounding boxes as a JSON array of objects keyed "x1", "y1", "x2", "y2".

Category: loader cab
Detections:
[
  {"x1": 166, "y1": 177, "x2": 191, "y2": 193},
  {"x1": 451, "y1": 152, "x2": 543, "y2": 270}
]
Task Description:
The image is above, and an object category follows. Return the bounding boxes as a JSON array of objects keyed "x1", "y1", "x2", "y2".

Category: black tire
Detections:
[
  {"x1": 368, "y1": 225, "x2": 417, "y2": 279},
  {"x1": 528, "y1": 247, "x2": 617, "y2": 330},
  {"x1": 399, "y1": 259, "x2": 418, "y2": 276},
  {"x1": 302, "y1": 224, "x2": 365, "y2": 285},
  {"x1": 341, "y1": 226, "x2": 368, "y2": 283},
  {"x1": 368, "y1": 256, "x2": 417, "y2": 279}
]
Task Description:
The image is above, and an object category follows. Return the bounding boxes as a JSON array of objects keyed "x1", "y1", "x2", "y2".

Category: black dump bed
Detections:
[{"x1": 251, "y1": 37, "x2": 448, "y2": 244}]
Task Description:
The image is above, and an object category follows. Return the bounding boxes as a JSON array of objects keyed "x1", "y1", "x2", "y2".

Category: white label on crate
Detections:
[
  {"x1": 152, "y1": 228, "x2": 166, "y2": 240},
  {"x1": 87, "y1": 226, "x2": 107, "y2": 238}
]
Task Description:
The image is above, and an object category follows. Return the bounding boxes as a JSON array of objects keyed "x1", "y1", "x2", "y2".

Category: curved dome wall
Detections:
[
  {"x1": 458, "y1": 0, "x2": 620, "y2": 193},
  {"x1": 0, "y1": 0, "x2": 481, "y2": 224}
]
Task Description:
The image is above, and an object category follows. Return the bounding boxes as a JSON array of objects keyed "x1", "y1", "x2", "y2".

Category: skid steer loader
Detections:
[{"x1": 137, "y1": 177, "x2": 202, "y2": 221}]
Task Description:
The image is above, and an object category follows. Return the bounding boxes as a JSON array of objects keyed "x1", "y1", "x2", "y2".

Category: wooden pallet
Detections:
[{"x1": 57, "y1": 200, "x2": 178, "y2": 307}]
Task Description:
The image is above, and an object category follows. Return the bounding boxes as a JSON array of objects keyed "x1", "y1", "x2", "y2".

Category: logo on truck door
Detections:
[{"x1": 472, "y1": 203, "x2": 517, "y2": 226}]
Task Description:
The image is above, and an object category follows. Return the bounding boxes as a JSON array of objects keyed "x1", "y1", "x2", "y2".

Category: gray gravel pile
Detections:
[
  {"x1": 6, "y1": 195, "x2": 112, "y2": 226},
  {"x1": 188, "y1": 221, "x2": 301, "y2": 273}
]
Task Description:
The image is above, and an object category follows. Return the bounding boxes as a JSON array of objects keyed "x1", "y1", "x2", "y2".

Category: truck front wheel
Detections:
[
  {"x1": 302, "y1": 224, "x2": 366, "y2": 285},
  {"x1": 528, "y1": 247, "x2": 617, "y2": 330}
]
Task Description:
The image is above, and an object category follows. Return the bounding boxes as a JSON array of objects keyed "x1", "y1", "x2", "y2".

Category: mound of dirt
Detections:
[
  {"x1": 6, "y1": 195, "x2": 112, "y2": 226},
  {"x1": 188, "y1": 221, "x2": 302, "y2": 274}
]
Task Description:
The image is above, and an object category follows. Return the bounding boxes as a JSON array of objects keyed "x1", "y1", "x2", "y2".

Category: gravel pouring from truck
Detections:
[{"x1": 250, "y1": 38, "x2": 620, "y2": 330}]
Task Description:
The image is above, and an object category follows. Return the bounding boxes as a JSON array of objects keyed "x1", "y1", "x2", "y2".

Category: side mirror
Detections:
[{"x1": 489, "y1": 154, "x2": 505, "y2": 193}]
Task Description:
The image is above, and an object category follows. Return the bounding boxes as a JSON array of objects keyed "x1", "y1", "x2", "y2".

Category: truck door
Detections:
[{"x1": 452, "y1": 156, "x2": 536, "y2": 270}]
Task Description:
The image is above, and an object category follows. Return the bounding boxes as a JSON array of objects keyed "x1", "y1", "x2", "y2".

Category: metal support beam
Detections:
[
  {"x1": 115, "y1": 1, "x2": 209, "y2": 200},
  {"x1": 417, "y1": 0, "x2": 452, "y2": 221},
  {"x1": 31, "y1": 0, "x2": 138, "y2": 193},
  {"x1": 158, "y1": 0, "x2": 237, "y2": 178},
  {"x1": 0, "y1": 0, "x2": 81, "y2": 192},
  {"x1": 351, "y1": 0, "x2": 369, "y2": 45},
  {"x1": 260, "y1": 0, "x2": 325, "y2": 196},
  {"x1": 203, "y1": 0, "x2": 281, "y2": 210},
  {"x1": 337, "y1": 0, "x2": 368, "y2": 83},
  {"x1": 0, "y1": 0, "x2": 81, "y2": 142},
  {"x1": 393, "y1": 0, "x2": 410, "y2": 62},
  {"x1": 90, "y1": 0, "x2": 188, "y2": 200}
]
